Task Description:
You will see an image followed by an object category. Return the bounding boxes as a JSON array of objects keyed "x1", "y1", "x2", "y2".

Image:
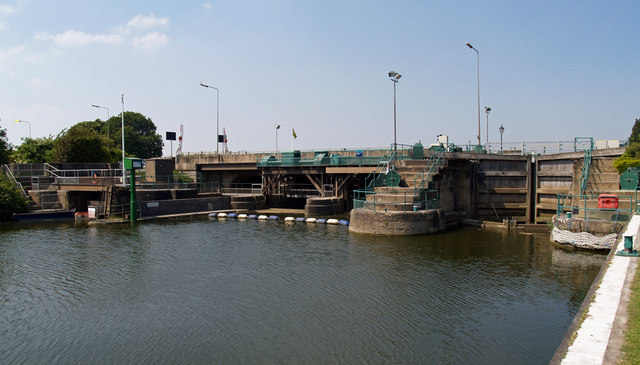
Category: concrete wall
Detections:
[
  {"x1": 138, "y1": 196, "x2": 231, "y2": 217},
  {"x1": 145, "y1": 158, "x2": 175, "y2": 182},
  {"x1": 349, "y1": 208, "x2": 446, "y2": 235}
]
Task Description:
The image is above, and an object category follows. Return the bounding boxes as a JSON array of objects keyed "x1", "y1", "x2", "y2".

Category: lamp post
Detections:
[
  {"x1": 15, "y1": 120, "x2": 31, "y2": 139},
  {"x1": 275, "y1": 124, "x2": 281, "y2": 157},
  {"x1": 466, "y1": 42, "x2": 481, "y2": 150},
  {"x1": 388, "y1": 70, "x2": 401, "y2": 158},
  {"x1": 200, "y1": 83, "x2": 220, "y2": 154},
  {"x1": 121, "y1": 94, "x2": 126, "y2": 184},
  {"x1": 499, "y1": 124, "x2": 505, "y2": 153},
  {"x1": 91, "y1": 104, "x2": 110, "y2": 139},
  {"x1": 484, "y1": 106, "x2": 491, "y2": 152}
]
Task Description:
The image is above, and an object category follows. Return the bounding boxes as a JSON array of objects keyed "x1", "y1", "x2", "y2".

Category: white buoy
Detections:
[
  {"x1": 306, "y1": 218, "x2": 317, "y2": 223},
  {"x1": 238, "y1": 214, "x2": 247, "y2": 219},
  {"x1": 218, "y1": 212, "x2": 228, "y2": 218},
  {"x1": 327, "y1": 218, "x2": 339, "y2": 225},
  {"x1": 284, "y1": 216, "x2": 295, "y2": 223},
  {"x1": 258, "y1": 215, "x2": 268, "y2": 220}
]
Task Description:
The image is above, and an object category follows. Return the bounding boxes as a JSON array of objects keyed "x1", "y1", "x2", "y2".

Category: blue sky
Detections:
[{"x1": 1, "y1": 0, "x2": 639, "y2": 156}]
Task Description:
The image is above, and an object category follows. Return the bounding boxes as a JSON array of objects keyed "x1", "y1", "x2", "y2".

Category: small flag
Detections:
[{"x1": 292, "y1": 128, "x2": 297, "y2": 139}]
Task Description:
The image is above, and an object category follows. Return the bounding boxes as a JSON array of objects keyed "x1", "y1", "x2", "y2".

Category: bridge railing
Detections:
[{"x1": 256, "y1": 145, "x2": 413, "y2": 168}]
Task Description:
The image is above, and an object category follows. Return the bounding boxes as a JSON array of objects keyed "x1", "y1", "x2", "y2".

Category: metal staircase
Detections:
[
  {"x1": 2, "y1": 164, "x2": 28, "y2": 197},
  {"x1": 364, "y1": 151, "x2": 397, "y2": 190},
  {"x1": 412, "y1": 146, "x2": 445, "y2": 196}
]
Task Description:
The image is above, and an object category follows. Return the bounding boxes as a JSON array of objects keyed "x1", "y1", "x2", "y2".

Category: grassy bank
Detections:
[{"x1": 621, "y1": 263, "x2": 640, "y2": 364}]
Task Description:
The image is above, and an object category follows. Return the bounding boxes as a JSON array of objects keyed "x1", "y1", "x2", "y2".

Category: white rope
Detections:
[{"x1": 552, "y1": 227, "x2": 618, "y2": 250}]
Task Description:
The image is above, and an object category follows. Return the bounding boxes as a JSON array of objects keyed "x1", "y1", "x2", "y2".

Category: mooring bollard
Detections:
[{"x1": 616, "y1": 235, "x2": 639, "y2": 257}]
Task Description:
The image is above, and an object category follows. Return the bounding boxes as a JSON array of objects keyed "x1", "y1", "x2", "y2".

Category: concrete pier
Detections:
[{"x1": 349, "y1": 208, "x2": 447, "y2": 235}]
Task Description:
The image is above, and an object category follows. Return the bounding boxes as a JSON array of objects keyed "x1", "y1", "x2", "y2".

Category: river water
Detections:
[{"x1": 0, "y1": 218, "x2": 605, "y2": 364}]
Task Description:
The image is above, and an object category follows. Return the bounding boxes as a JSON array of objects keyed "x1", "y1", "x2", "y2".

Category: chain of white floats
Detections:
[{"x1": 208, "y1": 212, "x2": 349, "y2": 226}]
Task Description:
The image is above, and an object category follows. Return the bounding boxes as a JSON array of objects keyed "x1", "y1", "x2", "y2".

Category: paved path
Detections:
[{"x1": 561, "y1": 214, "x2": 640, "y2": 364}]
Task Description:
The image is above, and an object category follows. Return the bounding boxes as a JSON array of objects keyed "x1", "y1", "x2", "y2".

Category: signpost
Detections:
[
  {"x1": 124, "y1": 157, "x2": 143, "y2": 223},
  {"x1": 166, "y1": 131, "x2": 177, "y2": 157}
]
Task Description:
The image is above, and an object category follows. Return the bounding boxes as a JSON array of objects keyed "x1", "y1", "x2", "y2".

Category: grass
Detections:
[{"x1": 620, "y1": 263, "x2": 640, "y2": 364}]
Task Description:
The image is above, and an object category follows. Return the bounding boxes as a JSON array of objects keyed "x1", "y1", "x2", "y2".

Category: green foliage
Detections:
[
  {"x1": 0, "y1": 125, "x2": 13, "y2": 164},
  {"x1": 173, "y1": 170, "x2": 193, "y2": 183},
  {"x1": 13, "y1": 136, "x2": 56, "y2": 163},
  {"x1": 74, "y1": 119, "x2": 105, "y2": 135},
  {"x1": 106, "y1": 112, "x2": 163, "y2": 159},
  {"x1": 613, "y1": 152, "x2": 640, "y2": 174},
  {"x1": 629, "y1": 118, "x2": 640, "y2": 144},
  {"x1": 614, "y1": 119, "x2": 640, "y2": 173},
  {"x1": 51, "y1": 125, "x2": 112, "y2": 163},
  {"x1": 0, "y1": 173, "x2": 28, "y2": 221}
]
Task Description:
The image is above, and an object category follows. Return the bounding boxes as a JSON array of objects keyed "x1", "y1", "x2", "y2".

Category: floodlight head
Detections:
[
  {"x1": 276, "y1": 124, "x2": 281, "y2": 129},
  {"x1": 466, "y1": 42, "x2": 473, "y2": 49},
  {"x1": 200, "y1": 83, "x2": 209, "y2": 88},
  {"x1": 388, "y1": 71, "x2": 396, "y2": 78}
]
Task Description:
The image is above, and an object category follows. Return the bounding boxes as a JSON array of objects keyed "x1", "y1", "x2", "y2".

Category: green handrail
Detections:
[
  {"x1": 413, "y1": 146, "x2": 445, "y2": 196},
  {"x1": 575, "y1": 137, "x2": 594, "y2": 195},
  {"x1": 364, "y1": 152, "x2": 396, "y2": 191}
]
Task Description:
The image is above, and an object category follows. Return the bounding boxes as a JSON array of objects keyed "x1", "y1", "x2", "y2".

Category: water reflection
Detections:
[{"x1": 0, "y1": 219, "x2": 606, "y2": 364}]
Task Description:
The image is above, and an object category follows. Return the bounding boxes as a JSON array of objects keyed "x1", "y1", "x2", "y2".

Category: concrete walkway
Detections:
[{"x1": 560, "y1": 214, "x2": 640, "y2": 364}]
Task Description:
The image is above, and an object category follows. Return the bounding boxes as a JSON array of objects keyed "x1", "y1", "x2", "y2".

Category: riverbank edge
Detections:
[{"x1": 550, "y1": 215, "x2": 639, "y2": 364}]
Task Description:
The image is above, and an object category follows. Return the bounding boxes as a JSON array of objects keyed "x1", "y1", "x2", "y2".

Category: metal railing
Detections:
[
  {"x1": 2, "y1": 164, "x2": 28, "y2": 197},
  {"x1": 364, "y1": 154, "x2": 394, "y2": 190},
  {"x1": 413, "y1": 146, "x2": 445, "y2": 195},
  {"x1": 353, "y1": 189, "x2": 439, "y2": 212},
  {"x1": 469, "y1": 139, "x2": 622, "y2": 156},
  {"x1": 556, "y1": 193, "x2": 633, "y2": 228},
  {"x1": 221, "y1": 183, "x2": 263, "y2": 195},
  {"x1": 575, "y1": 138, "x2": 594, "y2": 195}
]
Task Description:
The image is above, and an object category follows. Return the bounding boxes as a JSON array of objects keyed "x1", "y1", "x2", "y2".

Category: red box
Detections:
[{"x1": 598, "y1": 194, "x2": 618, "y2": 209}]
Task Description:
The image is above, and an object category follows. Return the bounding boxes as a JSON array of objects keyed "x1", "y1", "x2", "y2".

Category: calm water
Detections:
[{"x1": 0, "y1": 218, "x2": 605, "y2": 364}]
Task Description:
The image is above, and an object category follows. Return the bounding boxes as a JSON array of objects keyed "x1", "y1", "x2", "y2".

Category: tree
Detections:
[
  {"x1": 0, "y1": 125, "x2": 12, "y2": 164},
  {"x1": 51, "y1": 125, "x2": 113, "y2": 163},
  {"x1": 0, "y1": 173, "x2": 28, "y2": 220},
  {"x1": 629, "y1": 118, "x2": 640, "y2": 145},
  {"x1": 13, "y1": 136, "x2": 55, "y2": 163},
  {"x1": 614, "y1": 118, "x2": 640, "y2": 173},
  {"x1": 106, "y1": 112, "x2": 163, "y2": 159}
]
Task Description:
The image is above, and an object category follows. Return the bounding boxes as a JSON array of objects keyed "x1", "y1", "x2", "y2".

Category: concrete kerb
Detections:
[{"x1": 550, "y1": 215, "x2": 640, "y2": 364}]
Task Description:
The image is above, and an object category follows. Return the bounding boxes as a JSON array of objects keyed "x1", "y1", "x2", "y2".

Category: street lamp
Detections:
[
  {"x1": 200, "y1": 83, "x2": 220, "y2": 154},
  {"x1": 15, "y1": 120, "x2": 31, "y2": 139},
  {"x1": 466, "y1": 42, "x2": 481, "y2": 150},
  {"x1": 388, "y1": 70, "x2": 401, "y2": 158},
  {"x1": 91, "y1": 104, "x2": 110, "y2": 138},
  {"x1": 484, "y1": 106, "x2": 491, "y2": 152},
  {"x1": 275, "y1": 124, "x2": 281, "y2": 157},
  {"x1": 121, "y1": 94, "x2": 126, "y2": 184},
  {"x1": 499, "y1": 124, "x2": 505, "y2": 153}
]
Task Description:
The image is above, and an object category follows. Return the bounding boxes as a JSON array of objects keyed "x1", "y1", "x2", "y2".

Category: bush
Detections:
[
  {"x1": 0, "y1": 174, "x2": 28, "y2": 221},
  {"x1": 614, "y1": 153, "x2": 640, "y2": 174}
]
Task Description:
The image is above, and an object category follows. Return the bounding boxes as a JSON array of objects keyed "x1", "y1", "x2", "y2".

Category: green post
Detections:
[
  {"x1": 124, "y1": 158, "x2": 143, "y2": 223},
  {"x1": 129, "y1": 171, "x2": 137, "y2": 222}
]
